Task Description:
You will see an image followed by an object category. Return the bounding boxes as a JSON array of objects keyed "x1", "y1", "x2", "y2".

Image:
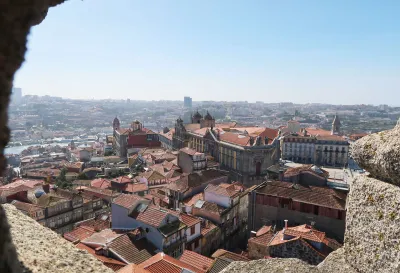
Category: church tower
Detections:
[
  {"x1": 191, "y1": 111, "x2": 203, "y2": 124},
  {"x1": 113, "y1": 117, "x2": 120, "y2": 131},
  {"x1": 331, "y1": 114, "x2": 341, "y2": 135}
]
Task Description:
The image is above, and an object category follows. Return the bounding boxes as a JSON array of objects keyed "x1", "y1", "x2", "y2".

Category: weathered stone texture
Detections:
[
  {"x1": 269, "y1": 239, "x2": 325, "y2": 265},
  {"x1": 221, "y1": 258, "x2": 317, "y2": 273},
  {"x1": 345, "y1": 175, "x2": 400, "y2": 273},
  {"x1": 351, "y1": 120, "x2": 400, "y2": 185},
  {"x1": 3, "y1": 204, "x2": 114, "y2": 273}
]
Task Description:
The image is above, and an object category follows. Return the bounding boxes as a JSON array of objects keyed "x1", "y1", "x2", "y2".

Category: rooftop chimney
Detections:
[
  {"x1": 250, "y1": 231, "x2": 257, "y2": 238},
  {"x1": 284, "y1": 219, "x2": 288, "y2": 230}
]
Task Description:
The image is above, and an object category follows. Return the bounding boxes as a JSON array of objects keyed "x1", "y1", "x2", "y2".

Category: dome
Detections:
[
  {"x1": 204, "y1": 111, "x2": 213, "y2": 120},
  {"x1": 34, "y1": 190, "x2": 46, "y2": 199},
  {"x1": 193, "y1": 111, "x2": 203, "y2": 119},
  {"x1": 113, "y1": 117, "x2": 120, "y2": 124}
]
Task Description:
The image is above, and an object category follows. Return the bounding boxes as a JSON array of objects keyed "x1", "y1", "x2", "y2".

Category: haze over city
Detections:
[{"x1": 14, "y1": 0, "x2": 400, "y2": 105}]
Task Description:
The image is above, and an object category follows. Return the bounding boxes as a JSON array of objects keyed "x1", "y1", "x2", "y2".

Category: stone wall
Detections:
[
  {"x1": 269, "y1": 239, "x2": 325, "y2": 266},
  {"x1": 4, "y1": 204, "x2": 113, "y2": 273}
]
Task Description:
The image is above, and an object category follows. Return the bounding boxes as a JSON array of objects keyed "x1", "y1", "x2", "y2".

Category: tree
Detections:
[{"x1": 55, "y1": 168, "x2": 72, "y2": 189}]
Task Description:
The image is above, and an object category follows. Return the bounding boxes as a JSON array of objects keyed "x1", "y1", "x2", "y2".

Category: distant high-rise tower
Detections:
[
  {"x1": 331, "y1": 114, "x2": 341, "y2": 135},
  {"x1": 184, "y1": 96, "x2": 192, "y2": 108},
  {"x1": 11, "y1": 87, "x2": 22, "y2": 104}
]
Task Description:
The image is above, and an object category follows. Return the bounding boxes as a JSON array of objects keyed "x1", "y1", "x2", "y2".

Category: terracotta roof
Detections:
[
  {"x1": 117, "y1": 128, "x2": 131, "y2": 135},
  {"x1": 183, "y1": 192, "x2": 204, "y2": 207},
  {"x1": 11, "y1": 200, "x2": 44, "y2": 214},
  {"x1": 108, "y1": 235, "x2": 155, "y2": 264},
  {"x1": 81, "y1": 229, "x2": 121, "y2": 247},
  {"x1": 124, "y1": 183, "x2": 148, "y2": 193},
  {"x1": 284, "y1": 165, "x2": 329, "y2": 178},
  {"x1": 195, "y1": 200, "x2": 226, "y2": 215},
  {"x1": 191, "y1": 127, "x2": 209, "y2": 137},
  {"x1": 201, "y1": 221, "x2": 218, "y2": 236},
  {"x1": 179, "y1": 213, "x2": 201, "y2": 227},
  {"x1": 248, "y1": 226, "x2": 275, "y2": 246},
  {"x1": 179, "y1": 250, "x2": 213, "y2": 272},
  {"x1": 256, "y1": 181, "x2": 347, "y2": 210},
  {"x1": 76, "y1": 243, "x2": 126, "y2": 270},
  {"x1": 166, "y1": 170, "x2": 227, "y2": 193},
  {"x1": 256, "y1": 225, "x2": 272, "y2": 237},
  {"x1": 113, "y1": 193, "x2": 146, "y2": 210},
  {"x1": 284, "y1": 224, "x2": 326, "y2": 243},
  {"x1": 64, "y1": 226, "x2": 96, "y2": 243},
  {"x1": 139, "y1": 253, "x2": 203, "y2": 273},
  {"x1": 91, "y1": 178, "x2": 112, "y2": 189},
  {"x1": 112, "y1": 176, "x2": 132, "y2": 184},
  {"x1": 83, "y1": 187, "x2": 120, "y2": 198},
  {"x1": 304, "y1": 128, "x2": 332, "y2": 137},
  {"x1": 215, "y1": 122, "x2": 237, "y2": 129},
  {"x1": 211, "y1": 249, "x2": 250, "y2": 261},
  {"x1": 78, "y1": 216, "x2": 111, "y2": 232},
  {"x1": 179, "y1": 147, "x2": 197, "y2": 156},
  {"x1": 218, "y1": 131, "x2": 250, "y2": 146},
  {"x1": 184, "y1": 124, "x2": 201, "y2": 132},
  {"x1": 205, "y1": 183, "x2": 241, "y2": 198},
  {"x1": 136, "y1": 207, "x2": 169, "y2": 227},
  {"x1": 208, "y1": 257, "x2": 232, "y2": 273}
]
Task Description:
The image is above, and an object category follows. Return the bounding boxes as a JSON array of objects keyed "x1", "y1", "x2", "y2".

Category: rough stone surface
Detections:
[
  {"x1": 0, "y1": 1, "x2": 67, "y2": 272},
  {"x1": 352, "y1": 120, "x2": 400, "y2": 185},
  {"x1": 221, "y1": 258, "x2": 317, "y2": 273},
  {"x1": 345, "y1": 175, "x2": 400, "y2": 273},
  {"x1": 317, "y1": 248, "x2": 357, "y2": 273},
  {"x1": 3, "y1": 204, "x2": 113, "y2": 273}
]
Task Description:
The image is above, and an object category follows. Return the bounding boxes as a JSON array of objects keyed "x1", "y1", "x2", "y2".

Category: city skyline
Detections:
[{"x1": 14, "y1": 0, "x2": 400, "y2": 105}]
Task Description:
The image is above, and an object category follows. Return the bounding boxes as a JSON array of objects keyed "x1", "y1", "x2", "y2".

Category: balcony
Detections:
[{"x1": 163, "y1": 234, "x2": 187, "y2": 253}]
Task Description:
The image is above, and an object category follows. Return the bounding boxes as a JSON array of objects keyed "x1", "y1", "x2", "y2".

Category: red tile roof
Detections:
[
  {"x1": 304, "y1": 128, "x2": 332, "y2": 137},
  {"x1": 201, "y1": 221, "x2": 218, "y2": 236},
  {"x1": 113, "y1": 193, "x2": 146, "y2": 210},
  {"x1": 183, "y1": 192, "x2": 204, "y2": 207},
  {"x1": 91, "y1": 178, "x2": 112, "y2": 189},
  {"x1": 205, "y1": 183, "x2": 241, "y2": 198},
  {"x1": 139, "y1": 253, "x2": 203, "y2": 273},
  {"x1": 256, "y1": 181, "x2": 347, "y2": 210},
  {"x1": 76, "y1": 243, "x2": 126, "y2": 271},
  {"x1": 108, "y1": 235, "x2": 155, "y2": 264},
  {"x1": 179, "y1": 147, "x2": 197, "y2": 156},
  {"x1": 166, "y1": 170, "x2": 227, "y2": 193},
  {"x1": 249, "y1": 231, "x2": 275, "y2": 246},
  {"x1": 81, "y1": 229, "x2": 121, "y2": 247},
  {"x1": 256, "y1": 225, "x2": 272, "y2": 237},
  {"x1": 64, "y1": 226, "x2": 95, "y2": 243},
  {"x1": 179, "y1": 213, "x2": 201, "y2": 227},
  {"x1": 179, "y1": 250, "x2": 213, "y2": 273},
  {"x1": 124, "y1": 183, "x2": 148, "y2": 193},
  {"x1": 284, "y1": 224, "x2": 326, "y2": 243},
  {"x1": 10, "y1": 200, "x2": 44, "y2": 214},
  {"x1": 78, "y1": 216, "x2": 111, "y2": 232},
  {"x1": 136, "y1": 207, "x2": 169, "y2": 227},
  {"x1": 211, "y1": 249, "x2": 250, "y2": 261},
  {"x1": 112, "y1": 176, "x2": 132, "y2": 184}
]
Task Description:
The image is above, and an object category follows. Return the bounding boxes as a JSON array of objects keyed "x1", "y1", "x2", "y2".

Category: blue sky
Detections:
[{"x1": 14, "y1": 0, "x2": 400, "y2": 105}]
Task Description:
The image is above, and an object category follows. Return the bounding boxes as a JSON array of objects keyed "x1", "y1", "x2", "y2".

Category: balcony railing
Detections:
[{"x1": 163, "y1": 235, "x2": 187, "y2": 252}]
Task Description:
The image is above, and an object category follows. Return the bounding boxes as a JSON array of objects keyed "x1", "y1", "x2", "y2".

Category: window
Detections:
[{"x1": 190, "y1": 226, "x2": 195, "y2": 235}]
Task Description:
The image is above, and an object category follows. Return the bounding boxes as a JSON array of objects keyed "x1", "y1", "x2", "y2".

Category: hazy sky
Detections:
[{"x1": 14, "y1": 0, "x2": 400, "y2": 105}]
